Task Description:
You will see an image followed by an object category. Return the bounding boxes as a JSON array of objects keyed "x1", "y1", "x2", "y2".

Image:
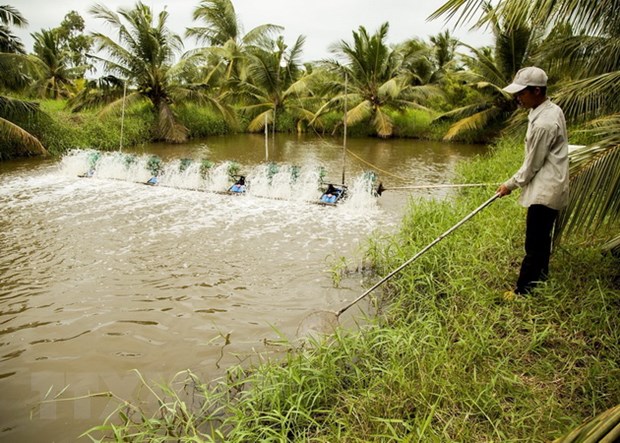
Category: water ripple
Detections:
[{"x1": 29, "y1": 330, "x2": 91, "y2": 345}]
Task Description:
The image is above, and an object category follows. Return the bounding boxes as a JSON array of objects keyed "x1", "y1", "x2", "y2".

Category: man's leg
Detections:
[{"x1": 515, "y1": 204, "x2": 558, "y2": 294}]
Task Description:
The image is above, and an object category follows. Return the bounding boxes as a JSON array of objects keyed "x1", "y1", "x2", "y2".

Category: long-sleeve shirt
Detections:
[{"x1": 504, "y1": 99, "x2": 569, "y2": 210}]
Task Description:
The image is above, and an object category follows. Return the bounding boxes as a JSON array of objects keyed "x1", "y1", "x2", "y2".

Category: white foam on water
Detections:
[
  {"x1": 203, "y1": 162, "x2": 235, "y2": 192},
  {"x1": 57, "y1": 149, "x2": 379, "y2": 210}
]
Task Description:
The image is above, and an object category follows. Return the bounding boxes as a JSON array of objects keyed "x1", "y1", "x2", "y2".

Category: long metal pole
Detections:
[
  {"x1": 119, "y1": 80, "x2": 127, "y2": 152},
  {"x1": 264, "y1": 114, "x2": 269, "y2": 161},
  {"x1": 385, "y1": 183, "x2": 497, "y2": 190},
  {"x1": 336, "y1": 193, "x2": 500, "y2": 317},
  {"x1": 341, "y1": 72, "x2": 348, "y2": 185}
]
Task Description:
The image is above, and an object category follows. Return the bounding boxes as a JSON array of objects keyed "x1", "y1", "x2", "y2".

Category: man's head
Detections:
[{"x1": 503, "y1": 66, "x2": 548, "y2": 109}]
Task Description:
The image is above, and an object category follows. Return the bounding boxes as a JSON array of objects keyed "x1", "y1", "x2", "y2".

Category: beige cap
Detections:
[{"x1": 503, "y1": 66, "x2": 548, "y2": 93}]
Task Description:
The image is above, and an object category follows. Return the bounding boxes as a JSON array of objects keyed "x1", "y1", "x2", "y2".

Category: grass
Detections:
[
  {"x1": 17, "y1": 100, "x2": 155, "y2": 155},
  {"x1": 391, "y1": 109, "x2": 434, "y2": 139},
  {"x1": 175, "y1": 103, "x2": 230, "y2": 138},
  {"x1": 78, "y1": 137, "x2": 619, "y2": 442}
]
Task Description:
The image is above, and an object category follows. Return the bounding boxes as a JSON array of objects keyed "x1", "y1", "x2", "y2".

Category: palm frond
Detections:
[
  {"x1": 554, "y1": 71, "x2": 620, "y2": 123},
  {"x1": 405, "y1": 84, "x2": 444, "y2": 105},
  {"x1": 189, "y1": 0, "x2": 239, "y2": 46},
  {"x1": 98, "y1": 92, "x2": 144, "y2": 117},
  {"x1": 372, "y1": 108, "x2": 394, "y2": 138},
  {"x1": 555, "y1": 138, "x2": 620, "y2": 241},
  {"x1": 345, "y1": 100, "x2": 372, "y2": 126},
  {"x1": 157, "y1": 102, "x2": 188, "y2": 143},
  {"x1": 378, "y1": 78, "x2": 403, "y2": 100},
  {"x1": 0, "y1": 95, "x2": 41, "y2": 117},
  {"x1": 552, "y1": 402, "x2": 620, "y2": 442},
  {"x1": 0, "y1": 5, "x2": 28, "y2": 27},
  {"x1": 89, "y1": 3, "x2": 123, "y2": 29},
  {"x1": 173, "y1": 86, "x2": 237, "y2": 127},
  {"x1": 0, "y1": 116, "x2": 48, "y2": 156},
  {"x1": 460, "y1": 43, "x2": 513, "y2": 87},
  {"x1": 284, "y1": 35, "x2": 305, "y2": 73},
  {"x1": 528, "y1": 0, "x2": 617, "y2": 36},
  {"x1": 242, "y1": 24, "x2": 284, "y2": 46},
  {"x1": 434, "y1": 102, "x2": 490, "y2": 122},
  {"x1": 428, "y1": 0, "x2": 492, "y2": 28},
  {"x1": 601, "y1": 234, "x2": 620, "y2": 255},
  {"x1": 283, "y1": 74, "x2": 316, "y2": 99},
  {"x1": 544, "y1": 35, "x2": 620, "y2": 78},
  {"x1": 0, "y1": 53, "x2": 44, "y2": 90},
  {"x1": 247, "y1": 109, "x2": 273, "y2": 132},
  {"x1": 443, "y1": 106, "x2": 502, "y2": 141}
]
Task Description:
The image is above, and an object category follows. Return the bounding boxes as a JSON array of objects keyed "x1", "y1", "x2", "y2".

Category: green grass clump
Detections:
[
  {"x1": 391, "y1": 108, "x2": 434, "y2": 138},
  {"x1": 9, "y1": 100, "x2": 155, "y2": 156},
  {"x1": 175, "y1": 103, "x2": 231, "y2": 137},
  {"x1": 81, "y1": 137, "x2": 619, "y2": 442}
]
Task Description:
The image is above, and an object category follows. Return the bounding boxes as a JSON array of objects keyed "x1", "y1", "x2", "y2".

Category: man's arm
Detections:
[{"x1": 498, "y1": 126, "x2": 556, "y2": 197}]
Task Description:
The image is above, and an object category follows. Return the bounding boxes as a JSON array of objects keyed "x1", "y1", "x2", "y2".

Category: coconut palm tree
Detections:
[
  {"x1": 0, "y1": 6, "x2": 48, "y2": 158},
  {"x1": 83, "y1": 2, "x2": 234, "y2": 143},
  {"x1": 0, "y1": 95, "x2": 48, "y2": 158},
  {"x1": 399, "y1": 38, "x2": 434, "y2": 86},
  {"x1": 428, "y1": 30, "x2": 459, "y2": 83},
  {"x1": 31, "y1": 29, "x2": 77, "y2": 99},
  {"x1": 0, "y1": 5, "x2": 34, "y2": 90},
  {"x1": 85, "y1": 2, "x2": 187, "y2": 142},
  {"x1": 186, "y1": 0, "x2": 283, "y2": 87},
  {"x1": 317, "y1": 23, "x2": 434, "y2": 138},
  {"x1": 431, "y1": 0, "x2": 619, "y2": 245},
  {"x1": 237, "y1": 34, "x2": 316, "y2": 132},
  {"x1": 434, "y1": 5, "x2": 538, "y2": 141},
  {"x1": 0, "y1": 5, "x2": 26, "y2": 54}
]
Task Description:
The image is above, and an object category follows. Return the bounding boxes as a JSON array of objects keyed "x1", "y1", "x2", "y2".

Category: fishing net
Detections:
[{"x1": 296, "y1": 310, "x2": 340, "y2": 340}]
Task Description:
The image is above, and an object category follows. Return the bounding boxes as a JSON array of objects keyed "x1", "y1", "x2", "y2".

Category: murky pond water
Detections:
[{"x1": 0, "y1": 134, "x2": 485, "y2": 442}]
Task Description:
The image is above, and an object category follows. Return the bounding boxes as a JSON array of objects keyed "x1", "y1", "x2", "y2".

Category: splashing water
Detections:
[{"x1": 59, "y1": 149, "x2": 379, "y2": 208}]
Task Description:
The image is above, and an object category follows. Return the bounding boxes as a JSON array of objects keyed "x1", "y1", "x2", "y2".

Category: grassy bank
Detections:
[
  {"x1": 1, "y1": 99, "x2": 235, "y2": 158},
  {"x1": 1, "y1": 98, "x2": 444, "y2": 160},
  {"x1": 82, "y1": 137, "x2": 618, "y2": 442}
]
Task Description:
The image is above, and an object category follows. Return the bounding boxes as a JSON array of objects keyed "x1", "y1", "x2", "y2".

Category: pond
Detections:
[{"x1": 0, "y1": 134, "x2": 486, "y2": 442}]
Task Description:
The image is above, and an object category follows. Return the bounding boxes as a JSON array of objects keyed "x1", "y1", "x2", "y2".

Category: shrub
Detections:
[
  {"x1": 391, "y1": 108, "x2": 434, "y2": 138},
  {"x1": 175, "y1": 103, "x2": 230, "y2": 138}
]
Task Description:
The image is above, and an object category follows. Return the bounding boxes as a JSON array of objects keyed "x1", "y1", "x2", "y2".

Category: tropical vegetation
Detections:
[
  {"x1": 434, "y1": 4, "x2": 537, "y2": 142},
  {"x1": 313, "y1": 22, "x2": 440, "y2": 138},
  {"x1": 0, "y1": 4, "x2": 26, "y2": 53},
  {"x1": 185, "y1": 0, "x2": 284, "y2": 92},
  {"x1": 0, "y1": 5, "x2": 47, "y2": 158},
  {"x1": 75, "y1": 2, "x2": 239, "y2": 143},
  {"x1": 2, "y1": 0, "x2": 618, "y2": 440}
]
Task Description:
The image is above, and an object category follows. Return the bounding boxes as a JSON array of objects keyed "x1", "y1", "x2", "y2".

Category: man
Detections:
[{"x1": 497, "y1": 66, "x2": 569, "y2": 296}]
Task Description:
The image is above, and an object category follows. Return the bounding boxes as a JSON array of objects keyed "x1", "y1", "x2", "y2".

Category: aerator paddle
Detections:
[{"x1": 297, "y1": 193, "x2": 500, "y2": 338}]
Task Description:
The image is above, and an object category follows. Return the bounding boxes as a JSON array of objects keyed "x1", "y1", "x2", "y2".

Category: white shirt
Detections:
[{"x1": 504, "y1": 99, "x2": 569, "y2": 210}]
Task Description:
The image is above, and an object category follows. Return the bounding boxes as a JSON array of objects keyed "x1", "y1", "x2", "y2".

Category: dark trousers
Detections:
[{"x1": 515, "y1": 204, "x2": 559, "y2": 294}]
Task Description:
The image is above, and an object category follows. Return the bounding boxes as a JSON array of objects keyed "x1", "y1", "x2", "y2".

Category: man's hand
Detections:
[{"x1": 496, "y1": 184, "x2": 512, "y2": 197}]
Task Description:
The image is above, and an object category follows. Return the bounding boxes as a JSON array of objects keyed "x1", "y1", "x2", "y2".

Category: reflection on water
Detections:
[{"x1": 0, "y1": 134, "x2": 485, "y2": 442}]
